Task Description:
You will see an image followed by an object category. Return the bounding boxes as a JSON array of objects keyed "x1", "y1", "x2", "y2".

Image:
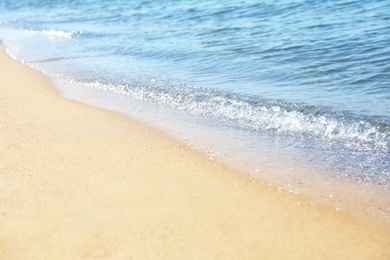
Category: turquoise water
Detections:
[{"x1": 0, "y1": 0, "x2": 389, "y2": 186}]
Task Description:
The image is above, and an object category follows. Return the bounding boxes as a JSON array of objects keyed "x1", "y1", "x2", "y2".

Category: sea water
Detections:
[{"x1": 1, "y1": 0, "x2": 389, "y2": 211}]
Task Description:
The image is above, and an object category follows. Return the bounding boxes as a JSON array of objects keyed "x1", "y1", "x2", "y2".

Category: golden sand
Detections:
[{"x1": 0, "y1": 47, "x2": 389, "y2": 259}]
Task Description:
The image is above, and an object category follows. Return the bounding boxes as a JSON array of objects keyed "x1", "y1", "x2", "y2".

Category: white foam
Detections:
[
  {"x1": 18, "y1": 28, "x2": 82, "y2": 39},
  {"x1": 75, "y1": 79, "x2": 390, "y2": 151}
]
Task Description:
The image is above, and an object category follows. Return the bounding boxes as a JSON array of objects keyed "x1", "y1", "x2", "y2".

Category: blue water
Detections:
[{"x1": 0, "y1": 0, "x2": 389, "y2": 186}]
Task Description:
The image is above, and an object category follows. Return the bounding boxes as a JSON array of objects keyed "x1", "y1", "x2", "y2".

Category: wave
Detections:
[
  {"x1": 74, "y1": 79, "x2": 390, "y2": 151},
  {"x1": 17, "y1": 28, "x2": 82, "y2": 39}
]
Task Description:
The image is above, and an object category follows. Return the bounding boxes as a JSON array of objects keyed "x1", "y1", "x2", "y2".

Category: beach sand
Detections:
[{"x1": 0, "y1": 46, "x2": 389, "y2": 259}]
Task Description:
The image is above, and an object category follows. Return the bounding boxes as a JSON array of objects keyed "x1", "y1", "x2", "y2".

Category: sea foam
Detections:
[
  {"x1": 75, "y1": 79, "x2": 390, "y2": 152},
  {"x1": 18, "y1": 28, "x2": 82, "y2": 39}
]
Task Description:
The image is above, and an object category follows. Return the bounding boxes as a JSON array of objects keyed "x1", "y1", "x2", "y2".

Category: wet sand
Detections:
[{"x1": 1, "y1": 46, "x2": 389, "y2": 259}]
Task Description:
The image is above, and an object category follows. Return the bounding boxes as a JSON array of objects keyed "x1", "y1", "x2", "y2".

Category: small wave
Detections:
[
  {"x1": 18, "y1": 28, "x2": 82, "y2": 39},
  {"x1": 75, "y1": 79, "x2": 390, "y2": 151}
]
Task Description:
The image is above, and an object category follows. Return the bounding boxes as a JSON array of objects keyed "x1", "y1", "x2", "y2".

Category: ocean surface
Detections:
[{"x1": 0, "y1": 0, "x2": 389, "y2": 191}]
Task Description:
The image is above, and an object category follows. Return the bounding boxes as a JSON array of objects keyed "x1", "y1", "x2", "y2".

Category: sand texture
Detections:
[{"x1": 0, "y1": 47, "x2": 389, "y2": 259}]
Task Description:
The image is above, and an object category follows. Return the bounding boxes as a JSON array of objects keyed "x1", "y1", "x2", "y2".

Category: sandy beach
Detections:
[{"x1": 0, "y1": 46, "x2": 389, "y2": 259}]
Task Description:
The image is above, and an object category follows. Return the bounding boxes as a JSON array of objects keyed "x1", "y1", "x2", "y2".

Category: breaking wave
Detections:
[
  {"x1": 18, "y1": 28, "x2": 82, "y2": 39},
  {"x1": 75, "y1": 79, "x2": 390, "y2": 151}
]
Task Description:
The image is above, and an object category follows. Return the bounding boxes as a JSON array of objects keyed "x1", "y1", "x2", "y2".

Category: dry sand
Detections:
[{"x1": 0, "y1": 46, "x2": 389, "y2": 259}]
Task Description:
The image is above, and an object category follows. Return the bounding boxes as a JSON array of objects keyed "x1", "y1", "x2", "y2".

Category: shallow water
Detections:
[{"x1": 0, "y1": 0, "x2": 389, "y2": 191}]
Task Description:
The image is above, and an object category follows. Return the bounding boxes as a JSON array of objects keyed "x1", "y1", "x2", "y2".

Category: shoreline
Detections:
[
  {"x1": 1, "y1": 46, "x2": 390, "y2": 258},
  {"x1": 54, "y1": 71, "x2": 390, "y2": 226}
]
